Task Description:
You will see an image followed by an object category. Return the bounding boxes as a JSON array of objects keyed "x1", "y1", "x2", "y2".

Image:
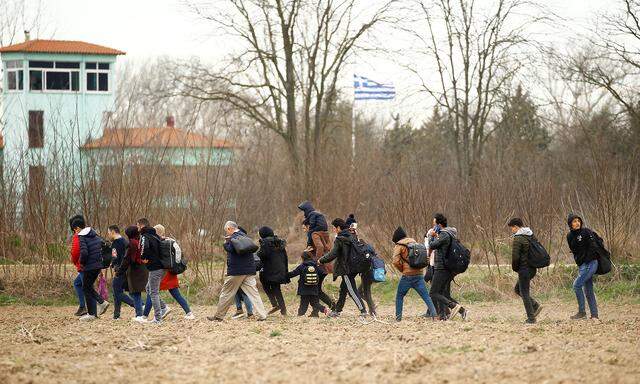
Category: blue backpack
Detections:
[{"x1": 371, "y1": 255, "x2": 386, "y2": 282}]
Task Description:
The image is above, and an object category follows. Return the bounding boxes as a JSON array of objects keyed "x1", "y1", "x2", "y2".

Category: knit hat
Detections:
[
  {"x1": 259, "y1": 226, "x2": 274, "y2": 239},
  {"x1": 392, "y1": 226, "x2": 407, "y2": 243},
  {"x1": 345, "y1": 214, "x2": 357, "y2": 228}
]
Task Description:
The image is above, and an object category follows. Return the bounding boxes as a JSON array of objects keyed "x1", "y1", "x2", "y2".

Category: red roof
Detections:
[
  {"x1": 0, "y1": 40, "x2": 125, "y2": 55},
  {"x1": 82, "y1": 127, "x2": 234, "y2": 149}
]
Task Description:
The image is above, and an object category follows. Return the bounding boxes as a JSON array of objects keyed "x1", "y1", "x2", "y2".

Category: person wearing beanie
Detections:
[
  {"x1": 345, "y1": 214, "x2": 357, "y2": 228},
  {"x1": 256, "y1": 226, "x2": 289, "y2": 315},
  {"x1": 566, "y1": 214, "x2": 600, "y2": 320},
  {"x1": 287, "y1": 250, "x2": 329, "y2": 317},
  {"x1": 392, "y1": 226, "x2": 436, "y2": 321},
  {"x1": 319, "y1": 218, "x2": 367, "y2": 319}
]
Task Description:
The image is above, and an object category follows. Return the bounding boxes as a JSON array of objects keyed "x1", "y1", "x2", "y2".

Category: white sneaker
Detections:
[
  {"x1": 147, "y1": 319, "x2": 161, "y2": 325},
  {"x1": 161, "y1": 306, "x2": 171, "y2": 319},
  {"x1": 97, "y1": 301, "x2": 110, "y2": 316},
  {"x1": 184, "y1": 312, "x2": 195, "y2": 320},
  {"x1": 79, "y1": 314, "x2": 97, "y2": 322},
  {"x1": 132, "y1": 316, "x2": 148, "y2": 323}
]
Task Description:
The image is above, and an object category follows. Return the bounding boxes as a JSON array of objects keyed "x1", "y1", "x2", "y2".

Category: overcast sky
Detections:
[{"x1": 15, "y1": 0, "x2": 617, "y2": 124}]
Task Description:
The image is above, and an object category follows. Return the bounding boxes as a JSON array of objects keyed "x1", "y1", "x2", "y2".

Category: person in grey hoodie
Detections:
[
  {"x1": 509, "y1": 218, "x2": 543, "y2": 324},
  {"x1": 428, "y1": 213, "x2": 465, "y2": 320}
]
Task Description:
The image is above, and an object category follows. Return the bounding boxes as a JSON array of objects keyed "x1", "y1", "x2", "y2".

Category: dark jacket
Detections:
[
  {"x1": 511, "y1": 227, "x2": 533, "y2": 272},
  {"x1": 287, "y1": 260, "x2": 326, "y2": 296},
  {"x1": 78, "y1": 227, "x2": 103, "y2": 271},
  {"x1": 298, "y1": 201, "x2": 328, "y2": 233},
  {"x1": 140, "y1": 226, "x2": 163, "y2": 271},
  {"x1": 257, "y1": 236, "x2": 289, "y2": 283},
  {"x1": 566, "y1": 214, "x2": 598, "y2": 266},
  {"x1": 123, "y1": 237, "x2": 148, "y2": 293},
  {"x1": 428, "y1": 227, "x2": 458, "y2": 270},
  {"x1": 319, "y1": 229, "x2": 353, "y2": 278},
  {"x1": 224, "y1": 231, "x2": 257, "y2": 276},
  {"x1": 111, "y1": 237, "x2": 129, "y2": 277}
]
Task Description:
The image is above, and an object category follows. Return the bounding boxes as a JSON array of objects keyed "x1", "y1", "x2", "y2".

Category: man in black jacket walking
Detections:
[
  {"x1": 77, "y1": 218, "x2": 109, "y2": 321},
  {"x1": 138, "y1": 218, "x2": 165, "y2": 324},
  {"x1": 509, "y1": 218, "x2": 542, "y2": 324}
]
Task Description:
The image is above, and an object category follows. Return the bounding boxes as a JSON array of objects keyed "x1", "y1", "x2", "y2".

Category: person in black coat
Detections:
[
  {"x1": 257, "y1": 226, "x2": 289, "y2": 316},
  {"x1": 566, "y1": 213, "x2": 600, "y2": 320},
  {"x1": 287, "y1": 251, "x2": 328, "y2": 317},
  {"x1": 77, "y1": 222, "x2": 109, "y2": 321}
]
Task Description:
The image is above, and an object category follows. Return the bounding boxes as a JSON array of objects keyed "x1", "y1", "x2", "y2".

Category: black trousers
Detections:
[
  {"x1": 82, "y1": 269, "x2": 104, "y2": 316},
  {"x1": 298, "y1": 295, "x2": 326, "y2": 316},
  {"x1": 515, "y1": 267, "x2": 539, "y2": 320},
  {"x1": 318, "y1": 274, "x2": 335, "y2": 310},
  {"x1": 430, "y1": 269, "x2": 456, "y2": 319},
  {"x1": 358, "y1": 271, "x2": 377, "y2": 316},
  {"x1": 261, "y1": 277, "x2": 287, "y2": 315},
  {"x1": 335, "y1": 273, "x2": 366, "y2": 314}
]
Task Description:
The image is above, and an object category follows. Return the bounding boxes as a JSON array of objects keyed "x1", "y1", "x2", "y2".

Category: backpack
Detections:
[
  {"x1": 348, "y1": 238, "x2": 373, "y2": 274},
  {"x1": 371, "y1": 255, "x2": 386, "y2": 282},
  {"x1": 525, "y1": 236, "x2": 550, "y2": 269},
  {"x1": 100, "y1": 238, "x2": 113, "y2": 269},
  {"x1": 159, "y1": 238, "x2": 187, "y2": 274},
  {"x1": 591, "y1": 231, "x2": 612, "y2": 275},
  {"x1": 303, "y1": 265, "x2": 319, "y2": 286},
  {"x1": 444, "y1": 237, "x2": 471, "y2": 274},
  {"x1": 405, "y1": 242, "x2": 429, "y2": 269}
]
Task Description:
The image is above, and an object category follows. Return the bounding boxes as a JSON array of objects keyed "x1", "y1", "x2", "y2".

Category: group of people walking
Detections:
[{"x1": 69, "y1": 201, "x2": 607, "y2": 324}]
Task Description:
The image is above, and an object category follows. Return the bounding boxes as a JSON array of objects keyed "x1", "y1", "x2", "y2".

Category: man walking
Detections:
[
  {"x1": 508, "y1": 218, "x2": 543, "y2": 324},
  {"x1": 138, "y1": 218, "x2": 165, "y2": 324}
]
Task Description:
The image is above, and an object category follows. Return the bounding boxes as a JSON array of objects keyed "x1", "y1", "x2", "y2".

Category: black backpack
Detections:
[
  {"x1": 591, "y1": 231, "x2": 612, "y2": 275},
  {"x1": 160, "y1": 239, "x2": 187, "y2": 274},
  {"x1": 444, "y1": 237, "x2": 471, "y2": 274},
  {"x1": 100, "y1": 238, "x2": 113, "y2": 269},
  {"x1": 348, "y1": 238, "x2": 373, "y2": 274},
  {"x1": 525, "y1": 236, "x2": 550, "y2": 268},
  {"x1": 303, "y1": 265, "x2": 319, "y2": 286},
  {"x1": 405, "y1": 242, "x2": 429, "y2": 269}
]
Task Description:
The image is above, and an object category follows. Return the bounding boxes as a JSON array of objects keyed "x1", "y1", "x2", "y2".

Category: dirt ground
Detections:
[{"x1": 0, "y1": 300, "x2": 639, "y2": 384}]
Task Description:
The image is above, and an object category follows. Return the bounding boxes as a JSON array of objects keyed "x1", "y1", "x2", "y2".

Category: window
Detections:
[
  {"x1": 86, "y1": 62, "x2": 110, "y2": 92},
  {"x1": 5, "y1": 60, "x2": 24, "y2": 91},
  {"x1": 28, "y1": 61, "x2": 80, "y2": 92},
  {"x1": 28, "y1": 111, "x2": 44, "y2": 148}
]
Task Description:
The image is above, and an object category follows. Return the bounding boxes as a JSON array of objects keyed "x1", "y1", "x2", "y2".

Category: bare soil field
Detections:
[{"x1": 0, "y1": 300, "x2": 639, "y2": 384}]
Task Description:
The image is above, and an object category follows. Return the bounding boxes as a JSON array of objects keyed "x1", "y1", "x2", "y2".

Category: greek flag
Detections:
[{"x1": 354, "y1": 74, "x2": 396, "y2": 100}]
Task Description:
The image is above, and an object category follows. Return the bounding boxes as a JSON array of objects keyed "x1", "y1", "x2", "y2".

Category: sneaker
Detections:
[
  {"x1": 79, "y1": 314, "x2": 97, "y2": 322},
  {"x1": 359, "y1": 313, "x2": 368, "y2": 322},
  {"x1": 132, "y1": 316, "x2": 148, "y2": 323},
  {"x1": 460, "y1": 307, "x2": 468, "y2": 320},
  {"x1": 525, "y1": 318, "x2": 536, "y2": 324},
  {"x1": 147, "y1": 319, "x2": 161, "y2": 325},
  {"x1": 420, "y1": 313, "x2": 436, "y2": 320},
  {"x1": 97, "y1": 301, "x2": 110, "y2": 316},
  {"x1": 328, "y1": 311, "x2": 341, "y2": 318},
  {"x1": 570, "y1": 312, "x2": 587, "y2": 320},
  {"x1": 246, "y1": 313, "x2": 254, "y2": 319},
  {"x1": 231, "y1": 310, "x2": 244, "y2": 319},
  {"x1": 74, "y1": 307, "x2": 87, "y2": 317},
  {"x1": 256, "y1": 317, "x2": 266, "y2": 321},
  {"x1": 268, "y1": 307, "x2": 281, "y2": 315},
  {"x1": 534, "y1": 305, "x2": 543, "y2": 318},
  {"x1": 184, "y1": 312, "x2": 196, "y2": 320},
  {"x1": 161, "y1": 306, "x2": 171, "y2": 319},
  {"x1": 207, "y1": 316, "x2": 224, "y2": 322},
  {"x1": 448, "y1": 304, "x2": 463, "y2": 320}
]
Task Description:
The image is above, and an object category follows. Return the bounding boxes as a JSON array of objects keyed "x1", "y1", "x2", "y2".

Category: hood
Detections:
[
  {"x1": 567, "y1": 213, "x2": 583, "y2": 230},
  {"x1": 125, "y1": 225, "x2": 139, "y2": 240},
  {"x1": 298, "y1": 201, "x2": 314, "y2": 215},
  {"x1": 78, "y1": 227, "x2": 96, "y2": 237},
  {"x1": 397, "y1": 237, "x2": 416, "y2": 246},
  {"x1": 141, "y1": 226, "x2": 158, "y2": 237},
  {"x1": 259, "y1": 226, "x2": 274, "y2": 239},
  {"x1": 514, "y1": 227, "x2": 533, "y2": 237},
  {"x1": 392, "y1": 226, "x2": 407, "y2": 243},
  {"x1": 441, "y1": 227, "x2": 458, "y2": 239},
  {"x1": 336, "y1": 229, "x2": 352, "y2": 242},
  {"x1": 261, "y1": 235, "x2": 286, "y2": 249}
]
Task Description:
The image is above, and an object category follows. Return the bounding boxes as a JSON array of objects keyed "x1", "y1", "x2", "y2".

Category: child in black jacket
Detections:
[{"x1": 287, "y1": 251, "x2": 329, "y2": 317}]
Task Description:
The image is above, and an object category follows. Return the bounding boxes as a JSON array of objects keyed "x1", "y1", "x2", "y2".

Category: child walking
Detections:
[{"x1": 287, "y1": 251, "x2": 329, "y2": 317}]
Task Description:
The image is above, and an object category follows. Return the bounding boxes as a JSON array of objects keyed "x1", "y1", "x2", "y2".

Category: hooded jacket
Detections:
[
  {"x1": 70, "y1": 233, "x2": 82, "y2": 272},
  {"x1": 428, "y1": 227, "x2": 458, "y2": 270},
  {"x1": 566, "y1": 214, "x2": 597, "y2": 266},
  {"x1": 140, "y1": 226, "x2": 163, "y2": 271},
  {"x1": 257, "y1": 235, "x2": 289, "y2": 283},
  {"x1": 318, "y1": 229, "x2": 353, "y2": 278},
  {"x1": 298, "y1": 201, "x2": 328, "y2": 233},
  {"x1": 224, "y1": 231, "x2": 257, "y2": 276},
  {"x1": 287, "y1": 259, "x2": 326, "y2": 296},
  {"x1": 78, "y1": 227, "x2": 103, "y2": 271},
  {"x1": 511, "y1": 227, "x2": 533, "y2": 272},
  {"x1": 392, "y1": 237, "x2": 424, "y2": 276}
]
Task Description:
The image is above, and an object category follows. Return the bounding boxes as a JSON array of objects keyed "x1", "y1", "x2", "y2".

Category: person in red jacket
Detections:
[{"x1": 69, "y1": 215, "x2": 86, "y2": 316}]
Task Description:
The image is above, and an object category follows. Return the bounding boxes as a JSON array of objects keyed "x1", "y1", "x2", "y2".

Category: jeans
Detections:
[
  {"x1": 73, "y1": 272, "x2": 86, "y2": 309},
  {"x1": 145, "y1": 287, "x2": 191, "y2": 315},
  {"x1": 131, "y1": 292, "x2": 144, "y2": 317},
  {"x1": 298, "y1": 295, "x2": 326, "y2": 316},
  {"x1": 146, "y1": 269, "x2": 166, "y2": 321},
  {"x1": 358, "y1": 271, "x2": 377, "y2": 316},
  {"x1": 234, "y1": 289, "x2": 254, "y2": 314},
  {"x1": 515, "y1": 267, "x2": 540, "y2": 320},
  {"x1": 261, "y1": 277, "x2": 287, "y2": 315},
  {"x1": 112, "y1": 274, "x2": 134, "y2": 318},
  {"x1": 430, "y1": 269, "x2": 456, "y2": 319},
  {"x1": 396, "y1": 275, "x2": 437, "y2": 320},
  {"x1": 574, "y1": 259, "x2": 599, "y2": 317},
  {"x1": 82, "y1": 269, "x2": 103, "y2": 316},
  {"x1": 335, "y1": 274, "x2": 366, "y2": 314}
]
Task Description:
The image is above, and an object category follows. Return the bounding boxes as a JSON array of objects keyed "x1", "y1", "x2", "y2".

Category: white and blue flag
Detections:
[{"x1": 353, "y1": 74, "x2": 396, "y2": 100}]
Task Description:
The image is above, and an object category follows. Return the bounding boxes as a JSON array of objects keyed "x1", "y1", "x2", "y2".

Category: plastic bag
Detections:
[{"x1": 98, "y1": 273, "x2": 109, "y2": 301}]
